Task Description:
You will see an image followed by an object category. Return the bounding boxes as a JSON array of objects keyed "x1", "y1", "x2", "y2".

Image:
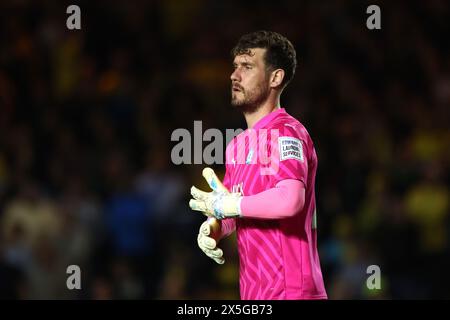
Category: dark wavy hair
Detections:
[{"x1": 231, "y1": 30, "x2": 297, "y2": 88}]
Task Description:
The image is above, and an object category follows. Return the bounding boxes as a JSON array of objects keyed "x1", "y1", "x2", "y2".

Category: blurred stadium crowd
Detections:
[{"x1": 0, "y1": 1, "x2": 448, "y2": 299}]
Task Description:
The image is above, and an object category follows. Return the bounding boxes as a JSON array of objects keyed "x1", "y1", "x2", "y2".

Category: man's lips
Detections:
[{"x1": 232, "y1": 86, "x2": 243, "y2": 92}]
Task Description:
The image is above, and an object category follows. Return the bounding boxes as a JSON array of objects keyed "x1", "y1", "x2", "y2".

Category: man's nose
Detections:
[{"x1": 230, "y1": 68, "x2": 240, "y2": 82}]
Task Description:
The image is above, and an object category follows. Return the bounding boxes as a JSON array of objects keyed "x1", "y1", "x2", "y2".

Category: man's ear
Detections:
[{"x1": 269, "y1": 69, "x2": 285, "y2": 89}]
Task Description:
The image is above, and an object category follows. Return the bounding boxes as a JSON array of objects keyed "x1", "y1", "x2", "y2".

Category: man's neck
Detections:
[{"x1": 244, "y1": 96, "x2": 281, "y2": 129}]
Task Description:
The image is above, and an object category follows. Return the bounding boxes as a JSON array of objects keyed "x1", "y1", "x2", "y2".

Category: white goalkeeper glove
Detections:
[
  {"x1": 197, "y1": 218, "x2": 225, "y2": 264},
  {"x1": 189, "y1": 167, "x2": 242, "y2": 220}
]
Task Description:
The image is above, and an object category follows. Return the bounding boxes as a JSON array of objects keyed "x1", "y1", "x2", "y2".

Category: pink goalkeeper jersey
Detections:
[{"x1": 222, "y1": 108, "x2": 327, "y2": 300}]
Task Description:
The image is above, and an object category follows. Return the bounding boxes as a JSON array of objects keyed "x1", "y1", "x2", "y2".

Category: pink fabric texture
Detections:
[{"x1": 220, "y1": 218, "x2": 236, "y2": 239}]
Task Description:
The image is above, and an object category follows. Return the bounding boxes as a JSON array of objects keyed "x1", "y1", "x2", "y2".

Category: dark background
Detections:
[{"x1": 0, "y1": 0, "x2": 448, "y2": 299}]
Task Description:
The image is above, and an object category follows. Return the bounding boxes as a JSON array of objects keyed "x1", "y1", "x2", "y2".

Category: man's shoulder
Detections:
[{"x1": 267, "y1": 112, "x2": 311, "y2": 141}]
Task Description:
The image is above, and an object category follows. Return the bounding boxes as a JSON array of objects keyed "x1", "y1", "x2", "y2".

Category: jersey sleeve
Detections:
[
  {"x1": 262, "y1": 124, "x2": 309, "y2": 188},
  {"x1": 220, "y1": 167, "x2": 236, "y2": 237}
]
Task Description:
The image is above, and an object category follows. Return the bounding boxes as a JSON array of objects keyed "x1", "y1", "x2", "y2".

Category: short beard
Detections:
[{"x1": 231, "y1": 83, "x2": 270, "y2": 114}]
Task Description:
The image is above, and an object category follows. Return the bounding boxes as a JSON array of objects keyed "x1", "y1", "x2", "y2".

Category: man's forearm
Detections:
[{"x1": 240, "y1": 179, "x2": 305, "y2": 219}]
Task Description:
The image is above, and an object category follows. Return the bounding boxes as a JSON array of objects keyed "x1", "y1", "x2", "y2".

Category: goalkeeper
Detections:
[{"x1": 189, "y1": 31, "x2": 327, "y2": 300}]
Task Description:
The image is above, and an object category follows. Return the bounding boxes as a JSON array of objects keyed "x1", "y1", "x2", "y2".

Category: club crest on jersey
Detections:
[
  {"x1": 279, "y1": 137, "x2": 303, "y2": 162},
  {"x1": 245, "y1": 149, "x2": 254, "y2": 164}
]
